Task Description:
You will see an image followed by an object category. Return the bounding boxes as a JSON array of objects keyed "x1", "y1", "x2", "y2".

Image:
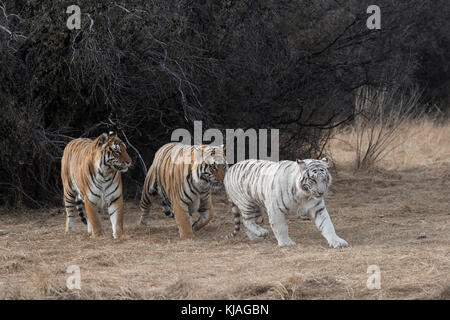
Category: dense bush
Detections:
[{"x1": 1, "y1": 0, "x2": 449, "y2": 207}]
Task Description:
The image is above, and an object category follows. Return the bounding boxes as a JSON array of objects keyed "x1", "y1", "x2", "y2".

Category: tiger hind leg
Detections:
[
  {"x1": 138, "y1": 186, "x2": 153, "y2": 226},
  {"x1": 162, "y1": 199, "x2": 174, "y2": 218},
  {"x1": 243, "y1": 226, "x2": 262, "y2": 241},
  {"x1": 64, "y1": 191, "x2": 86, "y2": 234},
  {"x1": 64, "y1": 197, "x2": 77, "y2": 234},
  {"x1": 138, "y1": 201, "x2": 151, "y2": 227},
  {"x1": 255, "y1": 208, "x2": 265, "y2": 224},
  {"x1": 138, "y1": 211, "x2": 149, "y2": 227},
  {"x1": 192, "y1": 196, "x2": 215, "y2": 232},
  {"x1": 240, "y1": 206, "x2": 269, "y2": 240}
]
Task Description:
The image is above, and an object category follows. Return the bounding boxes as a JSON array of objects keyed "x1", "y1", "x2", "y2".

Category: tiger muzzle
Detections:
[{"x1": 114, "y1": 161, "x2": 131, "y2": 172}]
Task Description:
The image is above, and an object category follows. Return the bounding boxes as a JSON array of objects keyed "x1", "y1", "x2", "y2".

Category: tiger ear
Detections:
[
  {"x1": 321, "y1": 157, "x2": 329, "y2": 167},
  {"x1": 296, "y1": 159, "x2": 307, "y2": 171},
  {"x1": 108, "y1": 130, "x2": 117, "y2": 137},
  {"x1": 217, "y1": 144, "x2": 225, "y2": 156},
  {"x1": 214, "y1": 144, "x2": 226, "y2": 164},
  {"x1": 96, "y1": 133, "x2": 108, "y2": 148}
]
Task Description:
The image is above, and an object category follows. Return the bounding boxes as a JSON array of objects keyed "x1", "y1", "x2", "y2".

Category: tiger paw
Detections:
[
  {"x1": 90, "y1": 231, "x2": 104, "y2": 238},
  {"x1": 278, "y1": 238, "x2": 296, "y2": 246},
  {"x1": 328, "y1": 237, "x2": 349, "y2": 248},
  {"x1": 244, "y1": 226, "x2": 265, "y2": 241},
  {"x1": 65, "y1": 223, "x2": 75, "y2": 234},
  {"x1": 180, "y1": 232, "x2": 194, "y2": 239},
  {"x1": 255, "y1": 228, "x2": 269, "y2": 238},
  {"x1": 113, "y1": 231, "x2": 124, "y2": 239},
  {"x1": 138, "y1": 217, "x2": 149, "y2": 227}
]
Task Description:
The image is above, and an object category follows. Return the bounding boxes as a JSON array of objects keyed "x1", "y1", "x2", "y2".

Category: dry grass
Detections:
[
  {"x1": 0, "y1": 120, "x2": 449, "y2": 300},
  {"x1": 329, "y1": 118, "x2": 450, "y2": 170}
]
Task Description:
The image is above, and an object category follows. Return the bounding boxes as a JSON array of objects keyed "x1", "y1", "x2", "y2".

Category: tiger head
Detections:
[
  {"x1": 297, "y1": 158, "x2": 332, "y2": 199},
  {"x1": 95, "y1": 131, "x2": 132, "y2": 172},
  {"x1": 201, "y1": 145, "x2": 227, "y2": 190}
]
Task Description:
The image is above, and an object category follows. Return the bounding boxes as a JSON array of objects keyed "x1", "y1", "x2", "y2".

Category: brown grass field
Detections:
[{"x1": 0, "y1": 120, "x2": 449, "y2": 299}]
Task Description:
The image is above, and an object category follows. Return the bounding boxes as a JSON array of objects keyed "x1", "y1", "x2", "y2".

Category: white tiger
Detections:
[{"x1": 224, "y1": 158, "x2": 349, "y2": 248}]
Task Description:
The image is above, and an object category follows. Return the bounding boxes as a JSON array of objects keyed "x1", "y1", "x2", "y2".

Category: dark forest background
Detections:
[{"x1": 1, "y1": 0, "x2": 449, "y2": 207}]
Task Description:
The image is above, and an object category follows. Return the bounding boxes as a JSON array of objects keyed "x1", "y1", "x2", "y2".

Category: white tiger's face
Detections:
[{"x1": 297, "y1": 158, "x2": 332, "y2": 199}]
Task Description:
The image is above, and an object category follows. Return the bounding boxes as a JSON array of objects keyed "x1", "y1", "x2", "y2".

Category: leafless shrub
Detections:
[{"x1": 353, "y1": 85, "x2": 422, "y2": 169}]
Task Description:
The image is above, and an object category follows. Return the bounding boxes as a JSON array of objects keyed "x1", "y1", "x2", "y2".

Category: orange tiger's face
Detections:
[
  {"x1": 203, "y1": 145, "x2": 227, "y2": 189},
  {"x1": 97, "y1": 132, "x2": 132, "y2": 172}
]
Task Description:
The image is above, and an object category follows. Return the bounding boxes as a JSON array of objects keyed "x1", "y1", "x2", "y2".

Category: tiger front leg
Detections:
[
  {"x1": 296, "y1": 206, "x2": 310, "y2": 220},
  {"x1": 192, "y1": 196, "x2": 215, "y2": 232},
  {"x1": 108, "y1": 195, "x2": 124, "y2": 239},
  {"x1": 267, "y1": 206, "x2": 295, "y2": 246},
  {"x1": 87, "y1": 208, "x2": 101, "y2": 234},
  {"x1": 172, "y1": 201, "x2": 194, "y2": 238},
  {"x1": 309, "y1": 203, "x2": 349, "y2": 248},
  {"x1": 87, "y1": 218, "x2": 92, "y2": 234}
]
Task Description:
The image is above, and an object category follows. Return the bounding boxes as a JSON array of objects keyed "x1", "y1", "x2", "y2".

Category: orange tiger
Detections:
[
  {"x1": 61, "y1": 131, "x2": 132, "y2": 238},
  {"x1": 138, "y1": 143, "x2": 227, "y2": 238}
]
